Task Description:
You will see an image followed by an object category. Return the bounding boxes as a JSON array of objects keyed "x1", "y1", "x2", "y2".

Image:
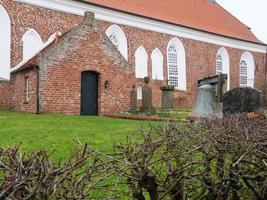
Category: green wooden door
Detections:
[{"x1": 81, "y1": 71, "x2": 99, "y2": 115}]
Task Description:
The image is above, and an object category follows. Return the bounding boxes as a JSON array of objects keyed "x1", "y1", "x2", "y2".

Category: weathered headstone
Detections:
[
  {"x1": 130, "y1": 84, "x2": 137, "y2": 112},
  {"x1": 140, "y1": 77, "x2": 156, "y2": 114},
  {"x1": 223, "y1": 87, "x2": 263, "y2": 114},
  {"x1": 160, "y1": 84, "x2": 174, "y2": 109}
]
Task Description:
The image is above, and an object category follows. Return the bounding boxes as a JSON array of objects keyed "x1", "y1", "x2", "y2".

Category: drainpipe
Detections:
[{"x1": 35, "y1": 65, "x2": 40, "y2": 114}]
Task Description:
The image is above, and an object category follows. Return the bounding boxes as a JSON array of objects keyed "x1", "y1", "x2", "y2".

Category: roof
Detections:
[
  {"x1": 11, "y1": 31, "x2": 62, "y2": 73},
  {"x1": 84, "y1": 0, "x2": 263, "y2": 44},
  {"x1": 0, "y1": 77, "x2": 8, "y2": 81}
]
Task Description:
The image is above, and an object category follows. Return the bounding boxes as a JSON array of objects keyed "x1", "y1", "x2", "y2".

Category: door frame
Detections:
[{"x1": 80, "y1": 71, "x2": 100, "y2": 116}]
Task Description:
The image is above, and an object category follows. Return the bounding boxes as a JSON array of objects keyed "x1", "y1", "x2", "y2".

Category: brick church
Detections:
[{"x1": 0, "y1": 0, "x2": 266, "y2": 115}]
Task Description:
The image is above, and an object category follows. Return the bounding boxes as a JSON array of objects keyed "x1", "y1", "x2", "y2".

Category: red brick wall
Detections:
[
  {"x1": 12, "y1": 68, "x2": 38, "y2": 113},
  {"x1": 98, "y1": 21, "x2": 267, "y2": 108},
  {"x1": 0, "y1": 0, "x2": 82, "y2": 67},
  {"x1": 0, "y1": 80, "x2": 13, "y2": 109},
  {"x1": 0, "y1": 1, "x2": 266, "y2": 114},
  {"x1": 37, "y1": 13, "x2": 134, "y2": 115}
]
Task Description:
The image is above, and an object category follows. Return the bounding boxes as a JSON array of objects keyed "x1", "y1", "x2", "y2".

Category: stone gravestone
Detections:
[
  {"x1": 130, "y1": 84, "x2": 137, "y2": 112},
  {"x1": 140, "y1": 77, "x2": 156, "y2": 114},
  {"x1": 161, "y1": 84, "x2": 174, "y2": 109},
  {"x1": 158, "y1": 83, "x2": 176, "y2": 118},
  {"x1": 223, "y1": 87, "x2": 263, "y2": 114}
]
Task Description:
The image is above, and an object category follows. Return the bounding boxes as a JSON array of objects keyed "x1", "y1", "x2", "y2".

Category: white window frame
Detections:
[
  {"x1": 105, "y1": 24, "x2": 128, "y2": 60},
  {"x1": 0, "y1": 5, "x2": 11, "y2": 80},
  {"x1": 22, "y1": 29, "x2": 43, "y2": 60},
  {"x1": 167, "y1": 37, "x2": 186, "y2": 90},
  {"x1": 135, "y1": 46, "x2": 148, "y2": 78},
  {"x1": 151, "y1": 48, "x2": 164, "y2": 80},
  {"x1": 239, "y1": 51, "x2": 255, "y2": 88},
  {"x1": 216, "y1": 47, "x2": 230, "y2": 90}
]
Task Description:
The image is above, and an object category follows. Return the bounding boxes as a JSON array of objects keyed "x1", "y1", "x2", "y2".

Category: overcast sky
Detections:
[{"x1": 216, "y1": 0, "x2": 267, "y2": 44}]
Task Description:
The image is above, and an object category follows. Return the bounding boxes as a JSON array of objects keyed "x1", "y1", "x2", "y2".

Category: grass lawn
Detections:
[{"x1": 0, "y1": 110, "x2": 153, "y2": 160}]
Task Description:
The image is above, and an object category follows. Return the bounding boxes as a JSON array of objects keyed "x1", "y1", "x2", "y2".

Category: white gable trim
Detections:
[
  {"x1": 15, "y1": 0, "x2": 267, "y2": 53},
  {"x1": 12, "y1": 31, "x2": 61, "y2": 73}
]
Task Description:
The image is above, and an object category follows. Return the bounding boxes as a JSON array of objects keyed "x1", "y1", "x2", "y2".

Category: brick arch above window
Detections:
[
  {"x1": 167, "y1": 37, "x2": 186, "y2": 91},
  {"x1": 0, "y1": 4, "x2": 11, "y2": 80},
  {"x1": 216, "y1": 47, "x2": 230, "y2": 90},
  {"x1": 105, "y1": 24, "x2": 128, "y2": 60},
  {"x1": 240, "y1": 51, "x2": 254, "y2": 88}
]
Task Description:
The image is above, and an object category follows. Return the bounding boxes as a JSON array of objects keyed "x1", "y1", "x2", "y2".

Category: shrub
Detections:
[
  {"x1": 0, "y1": 114, "x2": 266, "y2": 199},
  {"x1": 110, "y1": 114, "x2": 267, "y2": 200},
  {"x1": 0, "y1": 145, "x2": 115, "y2": 199}
]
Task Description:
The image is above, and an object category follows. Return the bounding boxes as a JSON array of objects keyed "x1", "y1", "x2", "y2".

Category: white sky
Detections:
[{"x1": 216, "y1": 0, "x2": 267, "y2": 44}]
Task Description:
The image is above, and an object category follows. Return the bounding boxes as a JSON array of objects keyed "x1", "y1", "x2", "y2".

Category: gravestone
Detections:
[
  {"x1": 130, "y1": 84, "x2": 137, "y2": 112},
  {"x1": 140, "y1": 77, "x2": 156, "y2": 114},
  {"x1": 161, "y1": 84, "x2": 174, "y2": 109},
  {"x1": 223, "y1": 87, "x2": 263, "y2": 114}
]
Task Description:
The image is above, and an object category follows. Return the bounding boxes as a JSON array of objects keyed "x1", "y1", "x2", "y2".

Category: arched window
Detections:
[
  {"x1": 0, "y1": 5, "x2": 11, "y2": 80},
  {"x1": 105, "y1": 24, "x2": 128, "y2": 60},
  {"x1": 135, "y1": 46, "x2": 148, "y2": 78},
  {"x1": 151, "y1": 48, "x2": 164, "y2": 80},
  {"x1": 216, "y1": 55, "x2": 223, "y2": 73},
  {"x1": 240, "y1": 52, "x2": 254, "y2": 87},
  {"x1": 167, "y1": 38, "x2": 186, "y2": 90},
  {"x1": 22, "y1": 29, "x2": 43, "y2": 60},
  {"x1": 137, "y1": 85, "x2": 142, "y2": 100},
  {"x1": 109, "y1": 34, "x2": 119, "y2": 48},
  {"x1": 240, "y1": 60, "x2": 248, "y2": 87},
  {"x1": 216, "y1": 47, "x2": 230, "y2": 90}
]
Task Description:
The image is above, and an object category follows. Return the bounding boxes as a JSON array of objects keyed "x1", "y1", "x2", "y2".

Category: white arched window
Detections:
[
  {"x1": 135, "y1": 46, "x2": 148, "y2": 78},
  {"x1": 167, "y1": 38, "x2": 186, "y2": 90},
  {"x1": 240, "y1": 52, "x2": 254, "y2": 87},
  {"x1": 137, "y1": 85, "x2": 142, "y2": 100},
  {"x1": 151, "y1": 48, "x2": 164, "y2": 80},
  {"x1": 22, "y1": 29, "x2": 43, "y2": 60},
  {"x1": 0, "y1": 5, "x2": 11, "y2": 80},
  {"x1": 216, "y1": 47, "x2": 230, "y2": 90},
  {"x1": 109, "y1": 34, "x2": 119, "y2": 48},
  {"x1": 216, "y1": 55, "x2": 223, "y2": 73},
  {"x1": 105, "y1": 24, "x2": 128, "y2": 60}
]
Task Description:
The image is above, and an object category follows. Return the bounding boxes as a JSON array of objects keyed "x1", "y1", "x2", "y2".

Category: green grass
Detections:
[{"x1": 0, "y1": 110, "x2": 152, "y2": 160}]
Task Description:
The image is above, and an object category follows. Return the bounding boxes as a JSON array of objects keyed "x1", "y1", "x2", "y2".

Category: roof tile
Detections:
[{"x1": 85, "y1": 0, "x2": 263, "y2": 44}]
